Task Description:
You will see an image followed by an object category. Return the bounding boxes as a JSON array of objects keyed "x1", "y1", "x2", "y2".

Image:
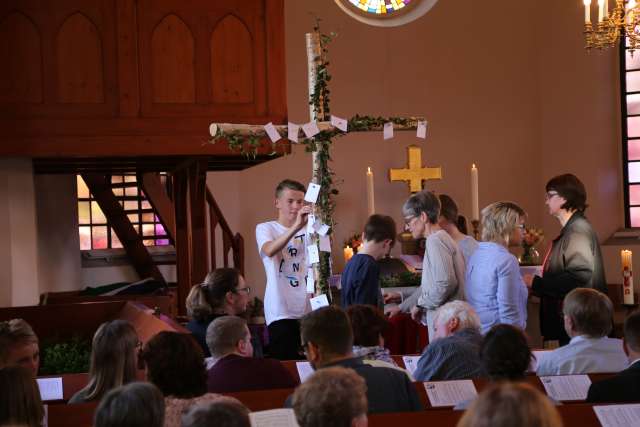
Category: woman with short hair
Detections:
[
  {"x1": 68, "y1": 320, "x2": 140, "y2": 404},
  {"x1": 524, "y1": 174, "x2": 607, "y2": 346},
  {"x1": 94, "y1": 382, "x2": 165, "y2": 427},
  {"x1": 185, "y1": 268, "x2": 251, "y2": 357},
  {"x1": 465, "y1": 202, "x2": 529, "y2": 333}
]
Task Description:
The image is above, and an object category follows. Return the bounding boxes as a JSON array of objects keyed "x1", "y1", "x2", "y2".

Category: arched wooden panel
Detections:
[
  {"x1": 211, "y1": 14, "x2": 253, "y2": 104},
  {"x1": 56, "y1": 12, "x2": 105, "y2": 103},
  {"x1": 0, "y1": 12, "x2": 43, "y2": 103},
  {"x1": 151, "y1": 14, "x2": 195, "y2": 103}
]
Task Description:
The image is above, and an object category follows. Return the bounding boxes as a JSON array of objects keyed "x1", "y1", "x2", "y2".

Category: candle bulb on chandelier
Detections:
[{"x1": 584, "y1": 0, "x2": 591, "y2": 23}]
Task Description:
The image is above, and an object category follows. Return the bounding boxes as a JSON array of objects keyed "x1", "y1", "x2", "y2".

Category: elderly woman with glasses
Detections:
[
  {"x1": 465, "y1": 202, "x2": 529, "y2": 334},
  {"x1": 389, "y1": 191, "x2": 466, "y2": 340},
  {"x1": 523, "y1": 174, "x2": 607, "y2": 346},
  {"x1": 185, "y1": 268, "x2": 252, "y2": 357}
]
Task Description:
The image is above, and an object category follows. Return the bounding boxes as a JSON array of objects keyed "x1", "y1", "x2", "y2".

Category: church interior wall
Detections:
[{"x1": 3, "y1": 0, "x2": 636, "y2": 308}]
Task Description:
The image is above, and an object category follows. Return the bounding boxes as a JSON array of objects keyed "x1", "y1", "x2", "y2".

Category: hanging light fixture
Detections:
[{"x1": 584, "y1": 0, "x2": 640, "y2": 52}]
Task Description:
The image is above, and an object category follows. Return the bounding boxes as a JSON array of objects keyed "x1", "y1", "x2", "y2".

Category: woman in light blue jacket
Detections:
[{"x1": 465, "y1": 202, "x2": 528, "y2": 334}]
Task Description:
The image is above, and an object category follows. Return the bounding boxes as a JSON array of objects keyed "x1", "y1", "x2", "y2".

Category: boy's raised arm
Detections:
[{"x1": 260, "y1": 205, "x2": 312, "y2": 257}]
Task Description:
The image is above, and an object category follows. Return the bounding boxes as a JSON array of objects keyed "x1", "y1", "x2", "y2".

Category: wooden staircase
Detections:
[{"x1": 81, "y1": 159, "x2": 244, "y2": 315}]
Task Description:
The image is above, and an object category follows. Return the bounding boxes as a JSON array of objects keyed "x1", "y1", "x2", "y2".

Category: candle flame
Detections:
[
  {"x1": 367, "y1": 167, "x2": 372, "y2": 173},
  {"x1": 472, "y1": 163, "x2": 477, "y2": 169}
]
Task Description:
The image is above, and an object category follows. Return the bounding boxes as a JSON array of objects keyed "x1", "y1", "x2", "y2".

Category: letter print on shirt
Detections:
[{"x1": 281, "y1": 232, "x2": 308, "y2": 313}]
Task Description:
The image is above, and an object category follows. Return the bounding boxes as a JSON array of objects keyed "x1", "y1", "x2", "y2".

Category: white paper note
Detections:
[
  {"x1": 417, "y1": 121, "x2": 428, "y2": 139},
  {"x1": 310, "y1": 294, "x2": 330, "y2": 310},
  {"x1": 307, "y1": 245, "x2": 320, "y2": 264},
  {"x1": 264, "y1": 122, "x2": 281, "y2": 143},
  {"x1": 594, "y1": 404, "x2": 640, "y2": 427},
  {"x1": 306, "y1": 214, "x2": 316, "y2": 234},
  {"x1": 296, "y1": 361, "x2": 315, "y2": 383},
  {"x1": 539, "y1": 375, "x2": 592, "y2": 401},
  {"x1": 302, "y1": 121, "x2": 321, "y2": 138},
  {"x1": 402, "y1": 355, "x2": 421, "y2": 377},
  {"x1": 37, "y1": 377, "x2": 63, "y2": 401},
  {"x1": 424, "y1": 380, "x2": 477, "y2": 407},
  {"x1": 331, "y1": 115, "x2": 348, "y2": 132},
  {"x1": 383, "y1": 122, "x2": 394, "y2": 140},
  {"x1": 319, "y1": 235, "x2": 331, "y2": 252},
  {"x1": 304, "y1": 183, "x2": 321, "y2": 203},
  {"x1": 316, "y1": 224, "x2": 330, "y2": 236},
  {"x1": 306, "y1": 270, "x2": 315, "y2": 293},
  {"x1": 250, "y1": 408, "x2": 300, "y2": 427},
  {"x1": 288, "y1": 122, "x2": 300, "y2": 143}
]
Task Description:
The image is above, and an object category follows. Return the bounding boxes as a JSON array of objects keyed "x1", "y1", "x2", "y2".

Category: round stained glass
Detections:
[{"x1": 335, "y1": 0, "x2": 438, "y2": 27}]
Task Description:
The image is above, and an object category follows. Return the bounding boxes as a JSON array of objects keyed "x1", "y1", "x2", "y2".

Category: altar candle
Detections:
[
  {"x1": 584, "y1": 0, "x2": 591, "y2": 23},
  {"x1": 471, "y1": 164, "x2": 479, "y2": 221},
  {"x1": 598, "y1": 0, "x2": 604, "y2": 22},
  {"x1": 344, "y1": 246, "x2": 354, "y2": 263},
  {"x1": 605, "y1": 0, "x2": 609, "y2": 18},
  {"x1": 622, "y1": 250, "x2": 635, "y2": 305},
  {"x1": 366, "y1": 167, "x2": 375, "y2": 216}
]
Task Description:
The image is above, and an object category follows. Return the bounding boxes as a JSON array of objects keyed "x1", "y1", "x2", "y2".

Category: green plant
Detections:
[
  {"x1": 39, "y1": 336, "x2": 91, "y2": 375},
  {"x1": 379, "y1": 271, "x2": 421, "y2": 289}
]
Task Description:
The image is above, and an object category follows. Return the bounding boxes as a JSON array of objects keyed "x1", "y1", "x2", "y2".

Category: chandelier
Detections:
[{"x1": 584, "y1": 0, "x2": 640, "y2": 52}]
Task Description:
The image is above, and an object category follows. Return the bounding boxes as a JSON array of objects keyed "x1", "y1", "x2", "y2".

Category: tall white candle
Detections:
[
  {"x1": 598, "y1": 0, "x2": 604, "y2": 22},
  {"x1": 622, "y1": 250, "x2": 635, "y2": 305},
  {"x1": 366, "y1": 167, "x2": 375, "y2": 216},
  {"x1": 584, "y1": 0, "x2": 591, "y2": 23},
  {"x1": 471, "y1": 164, "x2": 479, "y2": 221}
]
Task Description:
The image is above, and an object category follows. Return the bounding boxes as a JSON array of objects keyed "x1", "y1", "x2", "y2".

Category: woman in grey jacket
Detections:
[{"x1": 524, "y1": 174, "x2": 606, "y2": 346}]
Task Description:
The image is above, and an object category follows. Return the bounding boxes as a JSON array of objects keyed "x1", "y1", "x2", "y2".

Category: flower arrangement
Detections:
[
  {"x1": 520, "y1": 227, "x2": 544, "y2": 266},
  {"x1": 344, "y1": 233, "x2": 363, "y2": 251}
]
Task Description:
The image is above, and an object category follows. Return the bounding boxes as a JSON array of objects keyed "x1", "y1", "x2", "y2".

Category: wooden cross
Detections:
[
  {"x1": 389, "y1": 145, "x2": 442, "y2": 193},
  {"x1": 209, "y1": 27, "x2": 424, "y2": 296}
]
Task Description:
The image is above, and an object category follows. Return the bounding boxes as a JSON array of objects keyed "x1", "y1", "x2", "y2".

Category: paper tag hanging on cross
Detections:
[{"x1": 389, "y1": 145, "x2": 442, "y2": 193}]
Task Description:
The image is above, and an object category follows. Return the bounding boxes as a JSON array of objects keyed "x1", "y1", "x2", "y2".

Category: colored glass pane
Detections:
[
  {"x1": 628, "y1": 94, "x2": 640, "y2": 115},
  {"x1": 155, "y1": 223, "x2": 165, "y2": 235},
  {"x1": 348, "y1": 0, "x2": 411, "y2": 15},
  {"x1": 92, "y1": 226, "x2": 108, "y2": 249},
  {"x1": 629, "y1": 162, "x2": 640, "y2": 183},
  {"x1": 111, "y1": 231, "x2": 123, "y2": 249},
  {"x1": 77, "y1": 176, "x2": 90, "y2": 198},
  {"x1": 127, "y1": 214, "x2": 139, "y2": 224},
  {"x1": 124, "y1": 201, "x2": 137, "y2": 211},
  {"x1": 629, "y1": 140, "x2": 640, "y2": 161},
  {"x1": 628, "y1": 71, "x2": 640, "y2": 92},
  {"x1": 142, "y1": 213, "x2": 155, "y2": 222},
  {"x1": 631, "y1": 207, "x2": 640, "y2": 227},
  {"x1": 142, "y1": 224, "x2": 155, "y2": 237},
  {"x1": 125, "y1": 186, "x2": 138, "y2": 197},
  {"x1": 628, "y1": 117, "x2": 640, "y2": 137},
  {"x1": 79, "y1": 226, "x2": 91, "y2": 250},
  {"x1": 630, "y1": 185, "x2": 640, "y2": 205},
  {"x1": 78, "y1": 201, "x2": 91, "y2": 224},
  {"x1": 91, "y1": 201, "x2": 106, "y2": 223},
  {"x1": 627, "y1": 49, "x2": 640, "y2": 70}
]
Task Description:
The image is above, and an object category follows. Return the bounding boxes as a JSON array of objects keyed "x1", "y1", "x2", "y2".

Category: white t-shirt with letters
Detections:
[{"x1": 256, "y1": 221, "x2": 311, "y2": 325}]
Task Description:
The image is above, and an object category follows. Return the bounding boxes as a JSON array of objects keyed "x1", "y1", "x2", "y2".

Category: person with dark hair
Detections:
[
  {"x1": 298, "y1": 306, "x2": 422, "y2": 413},
  {"x1": 292, "y1": 367, "x2": 368, "y2": 427},
  {"x1": 185, "y1": 268, "x2": 251, "y2": 357},
  {"x1": 205, "y1": 316, "x2": 297, "y2": 392},
  {"x1": 536, "y1": 288, "x2": 626, "y2": 376},
  {"x1": 341, "y1": 214, "x2": 396, "y2": 309},
  {"x1": 388, "y1": 191, "x2": 466, "y2": 340},
  {"x1": 256, "y1": 179, "x2": 313, "y2": 360},
  {"x1": 181, "y1": 400, "x2": 250, "y2": 427},
  {"x1": 524, "y1": 174, "x2": 607, "y2": 346},
  {"x1": 69, "y1": 320, "x2": 140, "y2": 404},
  {"x1": 0, "y1": 366, "x2": 44, "y2": 427},
  {"x1": 438, "y1": 194, "x2": 478, "y2": 263},
  {"x1": 139, "y1": 331, "x2": 237, "y2": 427},
  {"x1": 481, "y1": 324, "x2": 532, "y2": 381},
  {"x1": 0, "y1": 318, "x2": 40, "y2": 377},
  {"x1": 94, "y1": 382, "x2": 165, "y2": 427},
  {"x1": 587, "y1": 310, "x2": 640, "y2": 402},
  {"x1": 466, "y1": 202, "x2": 529, "y2": 333}
]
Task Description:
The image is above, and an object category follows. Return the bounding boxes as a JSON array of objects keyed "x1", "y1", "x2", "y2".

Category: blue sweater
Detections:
[{"x1": 341, "y1": 253, "x2": 381, "y2": 308}]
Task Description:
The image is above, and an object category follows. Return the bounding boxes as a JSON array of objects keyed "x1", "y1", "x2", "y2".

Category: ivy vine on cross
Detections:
[{"x1": 208, "y1": 22, "x2": 425, "y2": 298}]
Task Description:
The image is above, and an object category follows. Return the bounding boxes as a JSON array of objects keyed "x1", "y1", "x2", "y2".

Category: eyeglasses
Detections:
[
  {"x1": 545, "y1": 191, "x2": 559, "y2": 200},
  {"x1": 234, "y1": 287, "x2": 251, "y2": 295}
]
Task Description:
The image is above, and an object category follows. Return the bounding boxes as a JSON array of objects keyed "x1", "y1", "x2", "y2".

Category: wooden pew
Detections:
[
  {"x1": 225, "y1": 388, "x2": 294, "y2": 412},
  {"x1": 47, "y1": 402, "x2": 97, "y2": 427}
]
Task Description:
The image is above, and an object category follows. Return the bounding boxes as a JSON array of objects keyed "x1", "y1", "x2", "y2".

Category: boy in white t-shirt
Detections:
[{"x1": 256, "y1": 179, "x2": 313, "y2": 360}]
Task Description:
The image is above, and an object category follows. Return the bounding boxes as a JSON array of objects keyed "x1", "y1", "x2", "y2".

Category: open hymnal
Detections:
[
  {"x1": 250, "y1": 408, "x2": 299, "y2": 427},
  {"x1": 36, "y1": 377, "x2": 63, "y2": 401},
  {"x1": 593, "y1": 404, "x2": 640, "y2": 427},
  {"x1": 539, "y1": 375, "x2": 591, "y2": 401},
  {"x1": 424, "y1": 380, "x2": 477, "y2": 407},
  {"x1": 296, "y1": 361, "x2": 314, "y2": 383}
]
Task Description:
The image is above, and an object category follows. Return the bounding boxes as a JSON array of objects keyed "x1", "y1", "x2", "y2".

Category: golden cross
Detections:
[{"x1": 389, "y1": 145, "x2": 442, "y2": 193}]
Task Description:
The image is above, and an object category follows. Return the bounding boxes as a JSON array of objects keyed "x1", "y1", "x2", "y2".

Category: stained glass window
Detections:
[
  {"x1": 77, "y1": 174, "x2": 171, "y2": 250},
  {"x1": 347, "y1": 0, "x2": 412, "y2": 15}
]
